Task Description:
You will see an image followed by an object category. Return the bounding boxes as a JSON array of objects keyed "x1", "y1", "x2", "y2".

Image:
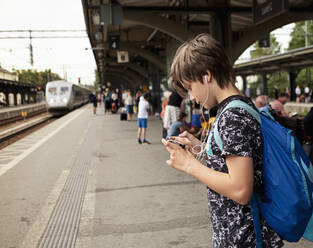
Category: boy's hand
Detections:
[
  {"x1": 161, "y1": 138, "x2": 196, "y2": 173},
  {"x1": 171, "y1": 131, "x2": 201, "y2": 148},
  {"x1": 173, "y1": 131, "x2": 204, "y2": 156}
]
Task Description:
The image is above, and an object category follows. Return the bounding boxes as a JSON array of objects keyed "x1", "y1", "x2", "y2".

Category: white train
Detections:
[{"x1": 46, "y1": 80, "x2": 91, "y2": 115}]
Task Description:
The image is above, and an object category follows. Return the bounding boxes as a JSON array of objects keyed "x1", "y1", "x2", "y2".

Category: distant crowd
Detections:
[
  {"x1": 89, "y1": 88, "x2": 153, "y2": 144},
  {"x1": 245, "y1": 84, "x2": 313, "y2": 103}
]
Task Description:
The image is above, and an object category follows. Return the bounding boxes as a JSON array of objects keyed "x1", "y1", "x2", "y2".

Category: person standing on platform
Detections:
[
  {"x1": 304, "y1": 85, "x2": 310, "y2": 102},
  {"x1": 191, "y1": 102, "x2": 202, "y2": 134},
  {"x1": 135, "y1": 90, "x2": 142, "y2": 114},
  {"x1": 137, "y1": 92, "x2": 151, "y2": 144},
  {"x1": 104, "y1": 88, "x2": 112, "y2": 114},
  {"x1": 256, "y1": 87, "x2": 261, "y2": 96},
  {"x1": 125, "y1": 90, "x2": 134, "y2": 121},
  {"x1": 245, "y1": 86, "x2": 250, "y2": 97},
  {"x1": 163, "y1": 90, "x2": 184, "y2": 132},
  {"x1": 90, "y1": 92, "x2": 97, "y2": 115},
  {"x1": 111, "y1": 91, "x2": 118, "y2": 113},
  {"x1": 295, "y1": 85, "x2": 301, "y2": 102},
  {"x1": 285, "y1": 87, "x2": 291, "y2": 98},
  {"x1": 162, "y1": 33, "x2": 283, "y2": 248}
]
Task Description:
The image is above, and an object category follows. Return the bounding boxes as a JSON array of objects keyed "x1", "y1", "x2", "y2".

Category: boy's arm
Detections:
[
  {"x1": 162, "y1": 139, "x2": 253, "y2": 205},
  {"x1": 162, "y1": 108, "x2": 257, "y2": 205},
  {"x1": 188, "y1": 154, "x2": 253, "y2": 205}
]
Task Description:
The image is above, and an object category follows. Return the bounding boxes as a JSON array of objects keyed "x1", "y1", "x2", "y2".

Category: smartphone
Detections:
[{"x1": 166, "y1": 138, "x2": 185, "y2": 149}]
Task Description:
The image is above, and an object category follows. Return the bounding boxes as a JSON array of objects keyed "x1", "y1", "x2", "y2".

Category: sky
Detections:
[{"x1": 0, "y1": 0, "x2": 96, "y2": 85}]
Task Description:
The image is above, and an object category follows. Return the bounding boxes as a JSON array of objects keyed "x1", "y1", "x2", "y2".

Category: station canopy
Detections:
[
  {"x1": 234, "y1": 45, "x2": 313, "y2": 76},
  {"x1": 82, "y1": 0, "x2": 313, "y2": 87}
]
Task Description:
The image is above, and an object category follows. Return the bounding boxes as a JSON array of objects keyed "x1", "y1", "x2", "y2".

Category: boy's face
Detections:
[{"x1": 183, "y1": 80, "x2": 215, "y2": 109}]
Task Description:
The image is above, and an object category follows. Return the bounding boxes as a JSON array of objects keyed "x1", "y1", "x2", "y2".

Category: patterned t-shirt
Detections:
[{"x1": 205, "y1": 95, "x2": 284, "y2": 248}]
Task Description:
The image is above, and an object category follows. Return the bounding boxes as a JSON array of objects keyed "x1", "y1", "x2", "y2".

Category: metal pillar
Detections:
[
  {"x1": 21, "y1": 92, "x2": 25, "y2": 105},
  {"x1": 262, "y1": 74, "x2": 268, "y2": 96},
  {"x1": 289, "y1": 71, "x2": 297, "y2": 101},
  {"x1": 209, "y1": 5, "x2": 233, "y2": 60},
  {"x1": 151, "y1": 72, "x2": 162, "y2": 114},
  {"x1": 242, "y1": 75, "x2": 247, "y2": 94},
  {"x1": 13, "y1": 92, "x2": 18, "y2": 106},
  {"x1": 5, "y1": 91, "x2": 9, "y2": 106},
  {"x1": 149, "y1": 64, "x2": 162, "y2": 114},
  {"x1": 166, "y1": 39, "x2": 180, "y2": 78}
]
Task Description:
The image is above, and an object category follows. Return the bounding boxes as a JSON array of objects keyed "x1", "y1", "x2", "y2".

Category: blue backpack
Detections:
[{"x1": 206, "y1": 100, "x2": 313, "y2": 247}]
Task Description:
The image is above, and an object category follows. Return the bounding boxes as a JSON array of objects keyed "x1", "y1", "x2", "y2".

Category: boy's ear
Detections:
[{"x1": 204, "y1": 70, "x2": 212, "y2": 84}]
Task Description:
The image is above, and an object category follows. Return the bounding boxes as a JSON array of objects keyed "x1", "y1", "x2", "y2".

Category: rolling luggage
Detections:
[{"x1": 120, "y1": 112, "x2": 127, "y2": 121}]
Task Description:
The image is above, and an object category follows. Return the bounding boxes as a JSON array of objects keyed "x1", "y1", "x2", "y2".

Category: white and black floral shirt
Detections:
[{"x1": 205, "y1": 95, "x2": 284, "y2": 248}]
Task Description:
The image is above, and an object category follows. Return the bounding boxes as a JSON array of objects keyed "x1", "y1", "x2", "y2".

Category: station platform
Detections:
[
  {"x1": 285, "y1": 102, "x2": 313, "y2": 115},
  {"x1": 0, "y1": 102, "x2": 46, "y2": 123},
  {"x1": 0, "y1": 104, "x2": 310, "y2": 248}
]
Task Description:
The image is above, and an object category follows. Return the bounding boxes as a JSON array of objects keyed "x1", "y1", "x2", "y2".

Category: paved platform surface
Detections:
[
  {"x1": 0, "y1": 104, "x2": 310, "y2": 248},
  {"x1": 284, "y1": 102, "x2": 313, "y2": 114}
]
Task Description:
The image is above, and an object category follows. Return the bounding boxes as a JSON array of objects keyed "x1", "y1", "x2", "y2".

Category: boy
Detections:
[
  {"x1": 137, "y1": 92, "x2": 151, "y2": 144},
  {"x1": 161, "y1": 34, "x2": 283, "y2": 247}
]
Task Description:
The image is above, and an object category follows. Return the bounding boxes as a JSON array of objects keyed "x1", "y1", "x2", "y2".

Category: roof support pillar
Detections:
[
  {"x1": 262, "y1": 73, "x2": 268, "y2": 96},
  {"x1": 4, "y1": 91, "x2": 9, "y2": 106},
  {"x1": 13, "y1": 91, "x2": 18, "y2": 106},
  {"x1": 149, "y1": 65, "x2": 162, "y2": 114},
  {"x1": 289, "y1": 71, "x2": 297, "y2": 102},
  {"x1": 241, "y1": 75, "x2": 247, "y2": 95},
  {"x1": 166, "y1": 39, "x2": 181, "y2": 78},
  {"x1": 21, "y1": 92, "x2": 25, "y2": 105},
  {"x1": 209, "y1": 1, "x2": 233, "y2": 60}
]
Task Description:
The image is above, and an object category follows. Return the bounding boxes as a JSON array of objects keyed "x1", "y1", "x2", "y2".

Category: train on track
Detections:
[{"x1": 45, "y1": 80, "x2": 91, "y2": 116}]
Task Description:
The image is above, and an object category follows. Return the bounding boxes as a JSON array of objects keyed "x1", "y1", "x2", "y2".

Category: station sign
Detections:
[
  {"x1": 100, "y1": 4, "x2": 123, "y2": 27},
  {"x1": 117, "y1": 51, "x2": 129, "y2": 63},
  {"x1": 258, "y1": 35, "x2": 270, "y2": 48},
  {"x1": 253, "y1": 0, "x2": 289, "y2": 25},
  {"x1": 108, "y1": 35, "x2": 120, "y2": 50}
]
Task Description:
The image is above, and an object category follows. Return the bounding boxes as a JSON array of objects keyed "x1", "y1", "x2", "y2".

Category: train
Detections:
[{"x1": 45, "y1": 80, "x2": 91, "y2": 116}]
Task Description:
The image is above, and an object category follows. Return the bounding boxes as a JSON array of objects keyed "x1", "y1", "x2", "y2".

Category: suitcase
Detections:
[{"x1": 120, "y1": 113, "x2": 127, "y2": 121}]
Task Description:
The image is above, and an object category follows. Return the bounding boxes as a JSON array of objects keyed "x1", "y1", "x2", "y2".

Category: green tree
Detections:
[
  {"x1": 288, "y1": 21, "x2": 313, "y2": 50},
  {"x1": 16, "y1": 69, "x2": 62, "y2": 90},
  {"x1": 288, "y1": 21, "x2": 313, "y2": 87}
]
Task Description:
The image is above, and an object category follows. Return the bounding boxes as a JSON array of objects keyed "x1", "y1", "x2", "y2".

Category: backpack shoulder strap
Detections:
[{"x1": 212, "y1": 99, "x2": 260, "y2": 151}]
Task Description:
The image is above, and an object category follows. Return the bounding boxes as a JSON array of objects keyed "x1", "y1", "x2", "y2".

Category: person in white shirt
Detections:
[
  {"x1": 295, "y1": 85, "x2": 301, "y2": 102},
  {"x1": 137, "y1": 92, "x2": 151, "y2": 144},
  {"x1": 304, "y1": 85, "x2": 310, "y2": 102}
]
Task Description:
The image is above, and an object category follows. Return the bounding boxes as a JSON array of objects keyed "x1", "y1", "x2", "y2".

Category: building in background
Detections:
[{"x1": 0, "y1": 68, "x2": 18, "y2": 81}]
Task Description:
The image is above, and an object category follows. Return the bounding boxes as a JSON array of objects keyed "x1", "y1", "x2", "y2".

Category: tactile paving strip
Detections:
[{"x1": 37, "y1": 119, "x2": 96, "y2": 248}]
